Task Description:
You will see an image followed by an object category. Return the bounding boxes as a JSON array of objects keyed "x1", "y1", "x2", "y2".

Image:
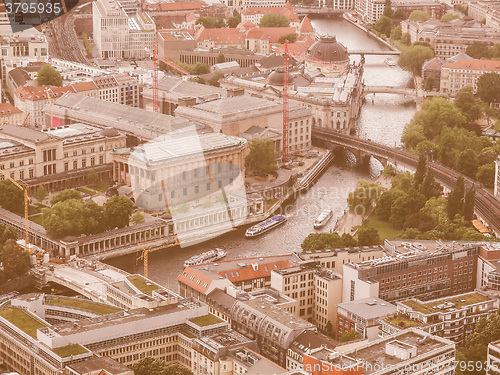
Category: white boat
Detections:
[
  {"x1": 385, "y1": 58, "x2": 396, "y2": 67},
  {"x1": 245, "y1": 215, "x2": 286, "y2": 237},
  {"x1": 184, "y1": 248, "x2": 226, "y2": 267},
  {"x1": 314, "y1": 209, "x2": 334, "y2": 229}
]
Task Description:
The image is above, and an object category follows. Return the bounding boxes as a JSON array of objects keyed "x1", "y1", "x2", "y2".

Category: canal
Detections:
[{"x1": 105, "y1": 18, "x2": 417, "y2": 291}]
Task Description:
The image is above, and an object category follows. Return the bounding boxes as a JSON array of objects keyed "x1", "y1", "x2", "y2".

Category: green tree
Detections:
[
  {"x1": 341, "y1": 233, "x2": 358, "y2": 247},
  {"x1": 246, "y1": 139, "x2": 278, "y2": 177},
  {"x1": 42, "y1": 199, "x2": 88, "y2": 237},
  {"x1": 278, "y1": 33, "x2": 297, "y2": 44},
  {"x1": 463, "y1": 186, "x2": 475, "y2": 221},
  {"x1": 476, "y1": 163, "x2": 495, "y2": 187},
  {"x1": 374, "y1": 16, "x2": 392, "y2": 37},
  {"x1": 191, "y1": 63, "x2": 210, "y2": 75},
  {"x1": 421, "y1": 196, "x2": 448, "y2": 225},
  {"x1": 398, "y1": 45, "x2": 434, "y2": 75},
  {"x1": 403, "y1": 212, "x2": 436, "y2": 232},
  {"x1": 104, "y1": 196, "x2": 134, "y2": 229},
  {"x1": 454, "y1": 86, "x2": 482, "y2": 123},
  {"x1": 447, "y1": 176, "x2": 464, "y2": 219},
  {"x1": 188, "y1": 77, "x2": 206, "y2": 85},
  {"x1": 87, "y1": 169, "x2": 99, "y2": 185},
  {"x1": 164, "y1": 364, "x2": 194, "y2": 375},
  {"x1": 401, "y1": 33, "x2": 411, "y2": 45},
  {"x1": 0, "y1": 180, "x2": 25, "y2": 215},
  {"x1": 376, "y1": 188, "x2": 405, "y2": 218},
  {"x1": 357, "y1": 226, "x2": 380, "y2": 245},
  {"x1": 207, "y1": 71, "x2": 224, "y2": 87},
  {"x1": 227, "y1": 9, "x2": 241, "y2": 28},
  {"x1": 393, "y1": 9, "x2": 406, "y2": 19},
  {"x1": 347, "y1": 180, "x2": 385, "y2": 213},
  {"x1": 33, "y1": 186, "x2": 49, "y2": 203},
  {"x1": 390, "y1": 190, "x2": 427, "y2": 227},
  {"x1": 456, "y1": 149, "x2": 478, "y2": 178},
  {"x1": 390, "y1": 25, "x2": 402, "y2": 40},
  {"x1": 477, "y1": 72, "x2": 500, "y2": 105},
  {"x1": 440, "y1": 13, "x2": 461, "y2": 22},
  {"x1": 216, "y1": 53, "x2": 225, "y2": 64},
  {"x1": 132, "y1": 357, "x2": 169, "y2": 375},
  {"x1": 420, "y1": 171, "x2": 442, "y2": 199},
  {"x1": 50, "y1": 189, "x2": 82, "y2": 206},
  {"x1": 413, "y1": 153, "x2": 427, "y2": 188},
  {"x1": 131, "y1": 210, "x2": 145, "y2": 225},
  {"x1": 82, "y1": 201, "x2": 104, "y2": 235},
  {"x1": 301, "y1": 232, "x2": 344, "y2": 251},
  {"x1": 258, "y1": 13, "x2": 290, "y2": 27},
  {"x1": 383, "y1": 0, "x2": 393, "y2": 17},
  {"x1": 339, "y1": 329, "x2": 360, "y2": 343},
  {"x1": 0, "y1": 239, "x2": 30, "y2": 282},
  {"x1": 408, "y1": 10, "x2": 430, "y2": 21},
  {"x1": 37, "y1": 64, "x2": 63, "y2": 87},
  {"x1": 466, "y1": 42, "x2": 492, "y2": 59},
  {"x1": 477, "y1": 147, "x2": 497, "y2": 165},
  {"x1": 195, "y1": 16, "x2": 225, "y2": 28}
]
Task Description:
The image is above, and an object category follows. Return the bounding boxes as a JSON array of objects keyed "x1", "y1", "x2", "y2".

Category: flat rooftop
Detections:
[
  {"x1": 0, "y1": 124, "x2": 56, "y2": 144},
  {"x1": 197, "y1": 330, "x2": 251, "y2": 350},
  {"x1": 295, "y1": 245, "x2": 384, "y2": 259},
  {"x1": 45, "y1": 296, "x2": 122, "y2": 315},
  {"x1": 400, "y1": 292, "x2": 494, "y2": 314},
  {"x1": 0, "y1": 306, "x2": 48, "y2": 338},
  {"x1": 337, "y1": 298, "x2": 397, "y2": 320}
]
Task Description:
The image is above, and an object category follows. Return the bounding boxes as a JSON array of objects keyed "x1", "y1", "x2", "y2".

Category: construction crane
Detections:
[
  {"x1": 137, "y1": 241, "x2": 179, "y2": 279},
  {"x1": 145, "y1": 45, "x2": 190, "y2": 113},
  {"x1": 21, "y1": 113, "x2": 30, "y2": 127},
  {"x1": 0, "y1": 169, "x2": 30, "y2": 247}
]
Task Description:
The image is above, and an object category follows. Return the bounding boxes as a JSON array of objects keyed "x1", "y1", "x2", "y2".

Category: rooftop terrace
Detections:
[
  {"x1": 189, "y1": 314, "x2": 223, "y2": 327},
  {"x1": 400, "y1": 292, "x2": 493, "y2": 314},
  {"x1": 52, "y1": 344, "x2": 89, "y2": 358},
  {"x1": 45, "y1": 296, "x2": 121, "y2": 315},
  {"x1": 127, "y1": 275, "x2": 159, "y2": 295},
  {"x1": 0, "y1": 306, "x2": 48, "y2": 338}
]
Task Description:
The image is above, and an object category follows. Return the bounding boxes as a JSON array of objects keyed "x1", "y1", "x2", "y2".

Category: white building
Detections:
[
  {"x1": 440, "y1": 59, "x2": 500, "y2": 97},
  {"x1": 355, "y1": 0, "x2": 385, "y2": 23}
]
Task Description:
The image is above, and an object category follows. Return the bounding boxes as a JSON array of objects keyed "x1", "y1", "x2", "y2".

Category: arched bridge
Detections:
[
  {"x1": 348, "y1": 50, "x2": 401, "y2": 56},
  {"x1": 312, "y1": 127, "x2": 500, "y2": 236},
  {"x1": 293, "y1": 6, "x2": 345, "y2": 16},
  {"x1": 363, "y1": 86, "x2": 418, "y2": 97}
]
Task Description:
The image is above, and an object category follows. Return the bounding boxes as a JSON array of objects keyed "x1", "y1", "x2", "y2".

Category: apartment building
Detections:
[
  {"x1": 440, "y1": 59, "x2": 500, "y2": 97},
  {"x1": 355, "y1": 0, "x2": 385, "y2": 24},
  {"x1": 0, "y1": 123, "x2": 125, "y2": 191},
  {"x1": 469, "y1": 1, "x2": 500, "y2": 31},
  {"x1": 380, "y1": 291, "x2": 498, "y2": 344},
  {"x1": 271, "y1": 263, "x2": 343, "y2": 332},
  {"x1": 0, "y1": 34, "x2": 48, "y2": 60},
  {"x1": 303, "y1": 328, "x2": 456, "y2": 375},
  {"x1": 336, "y1": 297, "x2": 397, "y2": 341},
  {"x1": 488, "y1": 340, "x2": 500, "y2": 375},
  {"x1": 220, "y1": 0, "x2": 285, "y2": 13},
  {"x1": 241, "y1": 4, "x2": 299, "y2": 28},
  {"x1": 0, "y1": 103, "x2": 24, "y2": 125},
  {"x1": 343, "y1": 240, "x2": 480, "y2": 303}
]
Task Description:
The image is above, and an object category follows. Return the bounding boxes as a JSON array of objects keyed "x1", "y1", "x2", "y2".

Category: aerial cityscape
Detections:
[{"x1": 0, "y1": 0, "x2": 500, "y2": 374}]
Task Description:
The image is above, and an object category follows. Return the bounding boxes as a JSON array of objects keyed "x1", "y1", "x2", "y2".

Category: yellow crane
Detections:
[
  {"x1": 0, "y1": 169, "x2": 30, "y2": 247},
  {"x1": 45, "y1": 87, "x2": 53, "y2": 128},
  {"x1": 137, "y1": 240, "x2": 179, "y2": 279}
]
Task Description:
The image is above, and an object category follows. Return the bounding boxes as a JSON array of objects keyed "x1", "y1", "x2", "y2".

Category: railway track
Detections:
[
  {"x1": 49, "y1": 15, "x2": 89, "y2": 64},
  {"x1": 312, "y1": 127, "x2": 500, "y2": 235}
]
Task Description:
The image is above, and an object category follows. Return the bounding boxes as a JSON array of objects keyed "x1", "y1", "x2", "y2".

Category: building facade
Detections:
[{"x1": 440, "y1": 59, "x2": 500, "y2": 97}]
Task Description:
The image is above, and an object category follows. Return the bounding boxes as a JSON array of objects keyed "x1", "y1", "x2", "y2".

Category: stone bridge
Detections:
[
  {"x1": 293, "y1": 6, "x2": 345, "y2": 16},
  {"x1": 312, "y1": 127, "x2": 500, "y2": 236}
]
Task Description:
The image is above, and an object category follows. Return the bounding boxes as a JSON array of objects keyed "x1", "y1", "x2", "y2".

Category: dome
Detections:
[
  {"x1": 307, "y1": 35, "x2": 349, "y2": 63},
  {"x1": 100, "y1": 127, "x2": 120, "y2": 137},
  {"x1": 267, "y1": 68, "x2": 295, "y2": 86}
]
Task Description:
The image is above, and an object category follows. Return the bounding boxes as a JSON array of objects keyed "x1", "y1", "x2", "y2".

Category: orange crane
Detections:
[
  {"x1": 21, "y1": 113, "x2": 30, "y2": 127},
  {"x1": 0, "y1": 169, "x2": 30, "y2": 247},
  {"x1": 145, "y1": 45, "x2": 190, "y2": 112}
]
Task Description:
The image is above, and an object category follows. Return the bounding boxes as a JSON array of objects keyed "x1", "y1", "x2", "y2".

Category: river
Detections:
[{"x1": 105, "y1": 18, "x2": 417, "y2": 291}]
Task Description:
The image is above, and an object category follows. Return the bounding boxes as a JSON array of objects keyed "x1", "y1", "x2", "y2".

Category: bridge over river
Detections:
[{"x1": 312, "y1": 127, "x2": 500, "y2": 236}]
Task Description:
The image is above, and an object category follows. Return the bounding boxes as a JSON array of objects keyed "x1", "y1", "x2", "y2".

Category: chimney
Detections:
[
  {"x1": 227, "y1": 88, "x2": 244, "y2": 97},
  {"x1": 177, "y1": 96, "x2": 197, "y2": 107}
]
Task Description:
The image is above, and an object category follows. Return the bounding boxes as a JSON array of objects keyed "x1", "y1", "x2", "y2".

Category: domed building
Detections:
[{"x1": 305, "y1": 35, "x2": 350, "y2": 77}]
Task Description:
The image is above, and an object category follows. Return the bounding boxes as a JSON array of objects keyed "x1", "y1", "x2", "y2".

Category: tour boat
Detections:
[
  {"x1": 385, "y1": 58, "x2": 396, "y2": 67},
  {"x1": 314, "y1": 209, "x2": 334, "y2": 229},
  {"x1": 184, "y1": 248, "x2": 226, "y2": 267},
  {"x1": 245, "y1": 215, "x2": 286, "y2": 237}
]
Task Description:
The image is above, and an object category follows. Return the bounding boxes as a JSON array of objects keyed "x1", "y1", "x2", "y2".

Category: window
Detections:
[
  {"x1": 64, "y1": 162, "x2": 69, "y2": 172},
  {"x1": 29, "y1": 169, "x2": 33, "y2": 178},
  {"x1": 19, "y1": 170, "x2": 24, "y2": 179},
  {"x1": 82, "y1": 159, "x2": 86, "y2": 168},
  {"x1": 73, "y1": 160, "x2": 78, "y2": 169}
]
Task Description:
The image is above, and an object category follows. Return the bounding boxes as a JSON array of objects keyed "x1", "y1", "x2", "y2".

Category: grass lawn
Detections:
[
  {"x1": 189, "y1": 314, "x2": 223, "y2": 327},
  {"x1": 359, "y1": 213, "x2": 402, "y2": 240},
  {"x1": 77, "y1": 187, "x2": 96, "y2": 195},
  {"x1": 52, "y1": 344, "x2": 88, "y2": 357},
  {"x1": 390, "y1": 38, "x2": 410, "y2": 52},
  {"x1": 128, "y1": 275, "x2": 159, "y2": 295},
  {"x1": 92, "y1": 181, "x2": 110, "y2": 192},
  {"x1": 46, "y1": 296, "x2": 121, "y2": 315},
  {"x1": 0, "y1": 307, "x2": 47, "y2": 338},
  {"x1": 29, "y1": 215, "x2": 44, "y2": 226},
  {"x1": 385, "y1": 314, "x2": 422, "y2": 328},
  {"x1": 402, "y1": 292, "x2": 493, "y2": 314},
  {"x1": 179, "y1": 329, "x2": 196, "y2": 338}
]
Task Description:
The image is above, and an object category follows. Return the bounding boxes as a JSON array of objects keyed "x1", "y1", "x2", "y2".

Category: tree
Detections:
[
  {"x1": 424, "y1": 74, "x2": 435, "y2": 91},
  {"x1": 0, "y1": 239, "x2": 30, "y2": 282},
  {"x1": 357, "y1": 226, "x2": 380, "y2": 245},
  {"x1": 347, "y1": 180, "x2": 385, "y2": 214},
  {"x1": 393, "y1": 9, "x2": 406, "y2": 19},
  {"x1": 227, "y1": 9, "x2": 241, "y2": 28},
  {"x1": 403, "y1": 212, "x2": 436, "y2": 232},
  {"x1": 131, "y1": 210, "x2": 145, "y2": 225},
  {"x1": 390, "y1": 25, "x2": 402, "y2": 40},
  {"x1": 447, "y1": 176, "x2": 464, "y2": 219},
  {"x1": 398, "y1": 45, "x2": 434, "y2": 75},
  {"x1": 376, "y1": 188, "x2": 405, "y2": 217},
  {"x1": 188, "y1": 76, "x2": 206, "y2": 85},
  {"x1": 408, "y1": 10, "x2": 430, "y2": 21},
  {"x1": 339, "y1": 329, "x2": 360, "y2": 343},
  {"x1": 463, "y1": 187, "x2": 475, "y2": 221},
  {"x1": 51, "y1": 189, "x2": 82, "y2": 206},
  {"x1": 42, "y1": 199, "x2": 88, "y2": 237},
  {"x1": 132, "y1": 357, "x2": 169, "y2": 375},
  {"x1": 440, "y1": 13, "x2": 461, "y2": 22},
  {"x1": 258, "y1": 13, "x2": 290, "y2": 27},
  {"x1": 104, "y1": 196, "x2": 134, "y2": 229},
  {"x1": 421, "y1": 172, "x2": 441, "y2": 199},
  {"x1": 207, "y1": 71, "x2": 224, "y2": 87},
  {"x1": 374, "y1": 16, "x2": 392, "y2": 37},
  {"x1": 477, "y1": 73, "x2": 500, "y2": 105},
  {"x1": 341, "y1": 233, "x2": 358, "y2": 247},
  {"x1": 454, "y1": 86, "x2": 482, "y2": 123},
  {"x1": 301, "y1": 232, "x2": 344, "y2": 251},
  {"x1": 164, "y1": 364, "x2": 194, "y2": 375},
  {"x1": 195, "y1": 16, "x2": 225, "y2": 28},
  {"x1": 476, "y1": 163, "x2": 495, "y2": 187},
  {"x1": 246, "y1": 139, "x2": 278, "y2": 177},
  {"x1": 87, "y1": 169, "x2": 99, "y2": 185},
  {"x1": 33, "y1": 186, "x2": 49, "y2": 203},
  {"x1": 216, "y1": 53, "x2": 225, "y2": 64},
  {"x1": 191, "y1": 63, "x2": 210, "y2": 75},
  {"x1": 477, "y1": 147, "x2": 497, "y2": 165},
  {"x1": 466, "y1": 42, "x2": 492, "y2": 59},
  {"x1": 0, "y1": 180, "x2": 25, "y2": 215},
  {"x1": 37, "y1": 64, "x2": 63, "y2": 87},
  {"x1": 401, "y1": 33, "x2": 411, "y2": 45},
  {"x1": 413, "y1": 153, "x2": 427, "y2": 188},
  {"x1": 278, "y1": 33, "x2": 297, "y2": 44},
  {"x1": 390, "y1": 190, "x2": 427, "y2": 227},
  {"x1": 383, "y1": 0, "x2": 393, "y2": 17},
  {"x1": 456, "y1": 149, "x2": 478, "y2": 178}
]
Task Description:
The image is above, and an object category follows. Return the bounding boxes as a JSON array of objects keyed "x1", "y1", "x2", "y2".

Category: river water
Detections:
[{"x1": 105, "y1": 18, "x2": 417, "y2": 291}]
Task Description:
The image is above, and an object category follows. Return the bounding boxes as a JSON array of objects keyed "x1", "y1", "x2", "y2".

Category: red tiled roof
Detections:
[
  {"x1": 178, "y1": 267, "x2": 217, "y2": 294},
  {"x1": 195, "y1": 26, "x2": 245, "y2": 45},
  {"x1": 299, "y1": 15, "x2": 314, "y2": 33},
  {"x1": 15, "y1": 85, "x2": 75, "y2": 101},
  {"x1": 0, "y1": 103, "x2": 22, "y2": 114},
  {"x1": 241, "y1": 6, "x2": 299, "y2": 22},
  {"x1": 70, "y1": 81, "x2": 97, "y2": 92},
  {"x1": 442, "y1": 59, "x2": 500, "y2": 71},
  {"x1": 246, "y1": 27, "x2": 296, "y2": 43},
  {"x1": 149, "y1": 1, "x2": 203, "y2": 12},
  {"x1": 216, "y1": 259, "x2": 294, "y2": 283}
]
